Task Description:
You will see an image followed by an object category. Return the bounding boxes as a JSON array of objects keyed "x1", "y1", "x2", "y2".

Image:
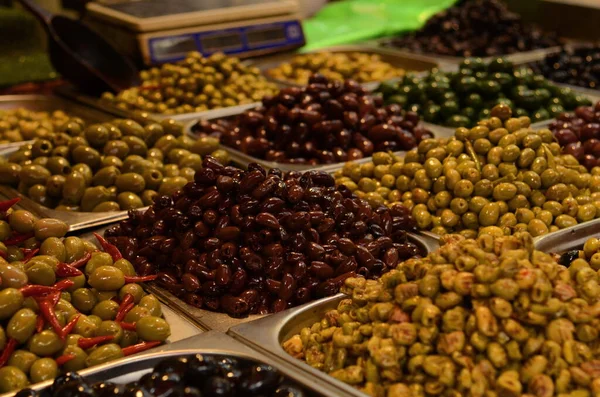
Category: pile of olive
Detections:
[
  {"x1": 0, "y1": 108, "x2": 82, "y2": 144},
  {"x1": 377, "y1": 57, "x2": 592, "y2": 128},
  {"x1": 530, "y1": 45, "x2": 600, "y2": 90},
  {"x1": 0, "y1": 116, "x2": 230, "y2": 212},
  {"x1": 18, "y1": 353, "x2": 311, "y2": 397},
  {"x1": 0, "y1": 207, "x2": 170, "y2": 393},
  {"x1": 101, "y1": 52, "x2": 279, "y2": 115},
  {"x1": 335, "y1": 104, "x2": 600, "y2": 238},
  {"x1": 196, "y1": 74, "x2": 432, "y2": 165},
  {"x1": 384, "y1": 0, "x2": 560, "y2": 57},
  {"x1": 549, "y1": 101, "x2": 600, "y2": 170},
  {"x1": 283, "y1": 232, "x2": 600, "y2": 396},
  {"x1": 266, "y1": 52, "x2": 406, "y2": 86},
  {"x1": 104, "y1": 158, "x2": 422, "y2": 317}
]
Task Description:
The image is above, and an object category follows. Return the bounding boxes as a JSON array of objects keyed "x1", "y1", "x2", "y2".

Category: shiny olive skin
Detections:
[
  {"x1": 138, "y1": 295, "x2": 162, "y2": 317},
  {"x1": 117, "y1": 192, "x2": 144, "y2": 210},
  {"x1": 25, "y1": 262, "x2": 56, "y2": 286},
  {"x1": 96, "y1": 321, "x2": 123, "y2": 343},
  {"x1": 46, "y1": 156, "x2": 71, "y2": 176},
  {"x1": 40, "y1": 237, "x2": 66, "y2": 262},
  {"x1": 103, "y1": 140, "x2": 130, "y2": 158},
  {"x1": 7, "y1": 350, "x2": 37, "y2": 374},
  {"x1": 72, "y1": 146, "x2": 102, "y2": 170},
  {"x1": 45, "y1": 175, "x2": 66, "y2": 197},
  {"x1": 84, "y1": 124, "x2": 110, "y2": 148},
  {"x1": 119, "y1": 284, "x2": 145, "y2": 304},
  {"x1": 0, "y1": 366, "x2": 29, "y2": 393},
  {"x1": 91, "y1": 300, "x2": 120, "y2": 321},
  {"x1": 27, "y1": 330, "x2": 64, "y2": 356},
  {"x1": 33, "y1": 218, "x2": 68, "y2": 240},
  {"x1": 19, "y1": 164, "x2": 51, "y2": 186},
  {"x1": 124, "y1": 306, "x2": 152, "y2": 323},
  {"x1": 6, "y1": 308, "x2": 37, "y2": 343},
  {"x1": 0, "y1": 266, "x2": 28, "y2": 289},
  {"x1": 61, "y1": 345, "x2": 88, "y2": 372},
  {"x1": 136, "y1": 316, "x2": 170, "y2": 342},
  {"x1": 29, "y1": 358, "x2": 58, "y2": 383},
  {"x1": 0, "y1": 163, "x2": 22, "y2": 184},
  {"x1": 91, "y1": 166, "x2": 121, "y2": 187},
  {"x1": 64, "y1": 236, "x2": 85, "y2": 262},
  {"x1": 122, "y1": 136, "x2": 148, "y2": 157},
  {"x1": 9, "y1": 210, "x2": 36, "y2": 234},
  {"x1": 115, "y1": 173, "x2": 146, "y2": 193},
  {"x1": 74, "y1": 315, "x2": 98, "y2": 337},
  {"x1": 141, "y1": 190, "x2": 158, "y2": 206},
  {"x1": 85, "y1": 343, "x2": 124, "y2": 367},
  {"x1": 80, "y1": 186, "x2": 112, "y2": 212},
  {"x1": 61, "y1": 171, "x2": 87, "y2": 205},
  {"x1": 142, "y1": 168, "x2": 163, "y2": 190},
  {"x1": 113, "y1": 259, "x2": 136, "y2": 277},
  {"x1": 85, "y1": 252, "x2": 114, "y2": 276},
  {"x1": 158, "y1": 176, "x2": 188, "y2": 196},
  {"x1": 93, "y1": 201, "x2": 121, "y2": 212},
  {"x1": 71, "y1": 288, "x2": 98, "y2": 313},
  {"x1": 88, "y1": 266, "x2": 125, "y2": 291}
]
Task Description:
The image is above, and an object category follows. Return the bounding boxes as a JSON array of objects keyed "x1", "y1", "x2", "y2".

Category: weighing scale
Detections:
[{"x1": 83, "y1": 0, "x2": 306, "y2": 66}]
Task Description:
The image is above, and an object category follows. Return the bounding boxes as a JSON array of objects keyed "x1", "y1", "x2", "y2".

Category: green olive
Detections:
[
  {"x1": 72, "y1": 288, "x2": 98, "y2": 313},
  {"x1": 88, "y1": 266, "x2": 125, "y2": 291},
  {"x1": 93, "y1": 201, "x2": 121, "y2": 212},
  {"x1": 72, "y1": 146, "x2": 102, "y2": 170},
  {"x1": 0, "y1": 366, "x2": 29, "y2": 392},
  {"x1": 64, "y1": 236, "x2": 85, "y2": 262},
  {"x1": 117, "y1": 192, "x2": 144, "y2": 210},
  {"x1": 61, "y1": 345, "x2": 88, "y2": 372},
  {"x1": 27, "y1": 330, "x2": 64, "y2": 356},
  {"x1": 9, "y1": 210, "x2": 36, "y2": 234},
  {"x1": 84, "y1": 124, "x2": 110, "y2": 148},
  {"x1": 103, "y1": 140, "x2": 130, "y2": 158},
  {"x1": 119, "y1": 284, "x2": 145, "y2": 304},
  {"x1": 124, "y1": 306, "x2": 152, "y2": 323},
  {"x1": 113, "y1": 259, "x2": 136, "y2": 277},
  {"x1": 191, "y1": 136, "x2": 220, "y2": 156},
  {"x1": 40, "y1": 237, "x2": 66, "y2": 262},
  {"x1": 141, "y1": 190, "x2": 158, "y2": 206},
  {"x1": 80, "y1": 186, "x2": 112, "y2": 212},
  {"x1": 85, "y1": 252, "x2": 114, "y2": 276},
  {"x1": 115, "y1": 173, "x2": 146, "y2": 193},
  {"x1": 136, "y1": 316, "x2": 170, "y2": 342},
  {"x1": 19, "y1": 164, "x2": 51, "y2": 186},
  {"x1": 96, "y1": 320, "x2": 123, "y2": 343},
  {"x1": 62, "y1": 170, "x2": 87, "y2": 205},
  {"x1": 7, "y1": 350, "x2": 37, "y2": 374},
  {"x1": 138, "y1": 295, "x2": 162, "y2": 317},
  {"x1": 0, "y1": 163, "x2": 22, "y2": 184},
  {"x1": 6, "y1": 308, "x2": 37, "y2": 343},
  {"x1": 46, "y1": 156, "x2": 71, "y2": 176},
  {"x1": 74, "y1": 315, "x2": 98, "y2": 337},
  {"x1": 33, "y1": 218, "x2": 68, "y2": 240},
  {"x1": 29, "y1": 358, "x2": 58, "y2": 383},
  {"x1": 91, "y1": 299, "x2": 120, "y2": 321},
  {"x1": 122, "y1": 136, "x2": 148, "y2": 157},
  {"x1": 85, "y1": 343, "x2": 124, "y2": 367},
  {"x1": 25, "y1": 262, "x2": 56, "y2": 286},
  {"x1": 0, "y1": 266, "x2": 28, "y2": 289}
]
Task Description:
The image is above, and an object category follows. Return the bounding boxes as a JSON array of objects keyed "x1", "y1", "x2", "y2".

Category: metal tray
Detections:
[
  {"x1": 3, "y1": 331, "x2": 339, "y2": 397},
  {"x1": 228, "y1": 294, "x2": 367, "y2": 397},
  {"x1": 0, "y1": 185, "x2": 139, "y2": 233},
  {"x1": 0, "y1": 94, "x2": 114, "y2": 151},
  {"x1": 533, "y1": 217, "x2": 600, "y2": 253},
  {"x1": 55, "y1": 85, "x2": 263, "y2": 123},
  {"x1": 250, "y1": 45, "x2": 439, "y2": 91},
  {"x1": 142, "y1": 231, "x2": 438, "y2": 333}
]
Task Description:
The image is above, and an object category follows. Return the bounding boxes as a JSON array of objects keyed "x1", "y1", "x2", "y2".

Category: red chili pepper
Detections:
[
  {"x1": 49, "y1": 291, "x2": 61, "y2": 306},
  {"x1": 35, "y1": 296, "x2": 63, "y2": 335},
  {"x1": 55, "y1": 353, "x2": 76, "y2": 366},
  {"x1": 122, "y1": 341, "x2": 162, "y2": 356},
  {"x1": 3, "y1": 231, "x2": 34, "y2": 246},
  {"x1": 36, "y1": 315, "x2": 45, "y2": 333},
  {"x1": 0, "y1": 250, "x2": 6, "y2": 260},
  {"x1": 115, "y1": 294, "x2": 135, "y2": 322},
  {"x1": 69, "y1": 252, "x2": 92, "y2": 268},
  {"x1": 22, "y1": 248, "x2": 39, "y2": 264},
  {"x1": 20, "y1": 285, "x2": 58, "y2": 297},
  {"x1": 93, "y1": 233, "x2": 122, "y2": 261},
  {"x1": 59, "y1": 314, "x2": 80, "y2": 340},
  {"x1": 119, "y1": 322, "x2": 137, "y2": 331},
  {"x1": 56, "y1": 263, "x2": 83, "y2": 278},
  {"x1": 0, "y1": 198, "x2": 20, "y2": 213},
  {"x1": 77, "y1": 335, "x2": 115, "y2": 350},
  {"x1": 124, "y1": 275, "x2": 157, "y2": 284},
  {"x1": 0, "y1": 338, "x2": 17, "y2": 367},
  {"x1": 53, "y1": 279, "x2": 75, "y2": 291}
]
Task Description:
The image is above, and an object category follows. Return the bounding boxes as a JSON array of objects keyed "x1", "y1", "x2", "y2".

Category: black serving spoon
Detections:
[{"x1": 17, "y1": 0, "x2": 140, "y2": 95}]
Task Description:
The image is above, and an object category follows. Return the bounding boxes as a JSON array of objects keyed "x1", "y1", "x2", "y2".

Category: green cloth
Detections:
[
  {"x1": 302, "y1": 0, "x2": 458, "y2": 51},
  {"x1": 0, "y1": 7, "x2": 57, "y2": 87}
]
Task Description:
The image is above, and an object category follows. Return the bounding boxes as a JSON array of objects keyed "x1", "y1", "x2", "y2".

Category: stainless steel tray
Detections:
[
  {"x1": 228, "y1": 295, "x2": 367, "y2": 397},
  {"x1": 533, "y1": 217, "x2": 600, "y2": 253},
  {"x1": 118, "y1": 231, "x2": 437, "y2": 332},
  {"x1": 0, "y1": 94, "x2": 114, "y2": 151},
  {"x1": 55, "y1": 85, "x2": 262, "y2": 123},
  {"x1": 0, "y1": 185, "x2": 138, "y2": 233},
  {"x1": 3, "y1": 331, "x2": 340, "y2": 397},
  {"x1": 250, "y1": 45, "x2": 439, "y2": 91}
]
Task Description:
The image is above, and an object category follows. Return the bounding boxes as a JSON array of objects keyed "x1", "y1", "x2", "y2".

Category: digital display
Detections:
[
  {"x1": 246, "y1": 26, "x2": 287, "y2": 46},
  {"x1": 151, "y1": 36, "x2": 197, "y2": 60},
  {"x1": 201, "y1": 33, "x2": 243, "y2": 52}
]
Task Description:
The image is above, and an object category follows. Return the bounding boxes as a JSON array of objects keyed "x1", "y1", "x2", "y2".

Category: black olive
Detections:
[
  {"x1": 14, "y1": 389, "x2": 40, "y2": 397},
  {"x1": 154, "y1": 357, "x2": 190, "y2": 377},
  {"x1": 53, "y1": 381, "x2": 96, "y2": 397},
  {"x1": 202, "y1": 376, "x2": 233, "y2": 397},
  {"x1": 92, "y1": 382, "x2": 122, "y2": 397},
  {"x1": 185, "y1": 354, "x2": 220, "y2": 386},
  {"x1": 52, "y1": 373, "x2": 87, "y2": 395},
  {"x1": 274, "y1": 385, "x2": 307, "y2": 397},
  {"x1": 121, "y1": 385, "x2": 152, "y2": 397},
  {"x1": 238, "y1": 364, "x2": 282, "y2": 395},
  {"x1": 559, "y1": 249, "x2": 581, "y2": 267}
]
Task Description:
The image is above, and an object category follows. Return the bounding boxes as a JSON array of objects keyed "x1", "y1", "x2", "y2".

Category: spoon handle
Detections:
[{"x1": 17, "y1": 0, "x2": 54, "y2": 25}]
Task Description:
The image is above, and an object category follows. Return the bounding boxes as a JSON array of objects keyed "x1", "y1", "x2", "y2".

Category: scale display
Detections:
[
  {"x1": 148, "y1": 20, "x2": 303, "y2": 63},
  {"x1": 85, "y1": 0, "x2": 304, "y2": 65}
]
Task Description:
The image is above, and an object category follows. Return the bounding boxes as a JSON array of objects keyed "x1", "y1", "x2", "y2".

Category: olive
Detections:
[
  {"x1": 6, "y1": 308, "x2": 37, "y2": 343},
  {"x1": 0, "y1": 366, "x2": 29, "y2": 393},
  {"x1": 72, "y1": 146, "x2": 102, "y2": 170},
  {"x1": 93, "y1": 201, "x2": 121, "y2": 212},
  {"x1": 9, "y1": 210, "x2": 36, "y2": 234},
  {"x1": 27, "y1": 330, "x2": 64, "y2": 356},
  {"x1": 34, "y1": 218, "x2": 68, "y2": 240},
  {"x1": 92, "y1": 166, "x2": 121, "y2": 187},
  {"x1": 62, "y1": 171, "x2": 87, "y2": 204},
  {"x1": 46, "y1": 156, "x2": 71, "y2": 176},
  {"x1": 85, "y1": 344, "x2": 124, "y2": 367},
  {"x1": 80, "y1": 186, "x2": 112, "y2": 212},
  {"x1": 29, "y1": 358, "x2": 58, "y2": 383},
  {"x1": 7, "y1": 350, "x2": 37, "y2": 374},
  {"x1": 115, "y1": 173, "x2": 146, "y2": 193},
  {"x1": 19, "y1": 165, "x2": 51, "y2": 186}
]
